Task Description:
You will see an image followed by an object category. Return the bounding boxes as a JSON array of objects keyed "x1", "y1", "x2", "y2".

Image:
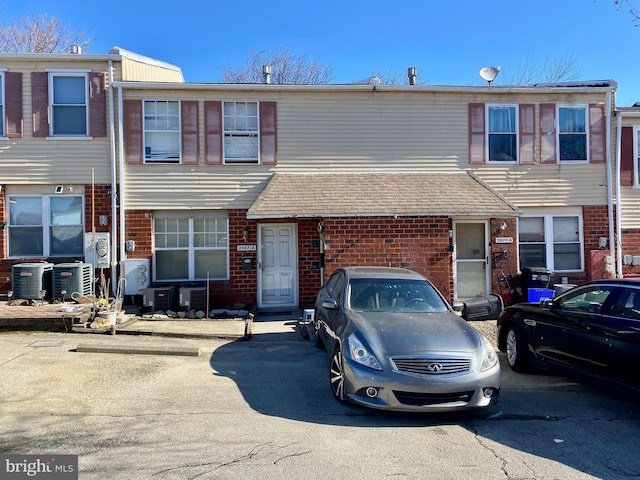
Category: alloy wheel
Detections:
[{"x1": 330, "y1": 349, "x2": 347, "y2": 403}]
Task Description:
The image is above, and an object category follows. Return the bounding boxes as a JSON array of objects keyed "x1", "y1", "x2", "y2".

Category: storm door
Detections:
[
  {"x1": 453, "y1": 220, "x2": 490, "y2": 299},
  {"x1": 258, "y1": 224, "x2": 298, "y2": 308}
]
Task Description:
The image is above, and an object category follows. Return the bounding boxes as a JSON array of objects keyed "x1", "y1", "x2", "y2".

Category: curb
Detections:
[{"x1": 76, "y1": 342, "x2": 201, "y2": 356}]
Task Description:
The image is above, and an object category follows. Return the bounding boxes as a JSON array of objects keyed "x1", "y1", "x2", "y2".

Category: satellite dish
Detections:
[{"x1": 479, "y1": 66, "x2": 501, "y2": 85}]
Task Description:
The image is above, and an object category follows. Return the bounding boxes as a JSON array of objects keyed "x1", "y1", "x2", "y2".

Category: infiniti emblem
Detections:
[{"x1": 426, "y1": 363, "x2": 443, "y2": 372}]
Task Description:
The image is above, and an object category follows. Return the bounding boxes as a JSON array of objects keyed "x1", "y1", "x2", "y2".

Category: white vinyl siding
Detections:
[
  {"x1": 119, "y1": 90, "x2": 610, "y2": 210},
  {"x1": 50, "y1": 72, "x2": 89, "y2": 136},
  {"x1": 557, "y1": 105, "x2": 588, "y2": 163},
  {"x1": 153, "y1": 211, "x2": 229, "y2": 281},
  {"x1": 8, "y1": 195, "x2": 84, "y2": 257},
  {"x1": 487, "y1": 105, "x2": 518, "y2": 163},
  {"x1": 144, "y1": 100, "x2": 181, "y2": 163},
  {"x1": 223, "y1": 101, "x2": 259, "y2": 164},
  {"x1": 519, "y1": 213, "x2": 583, "y2": 272}
]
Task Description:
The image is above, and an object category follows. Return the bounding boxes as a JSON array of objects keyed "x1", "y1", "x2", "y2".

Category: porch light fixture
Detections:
[{"x1": 242, "y1": 228, "x2": 249, "y2": 243}]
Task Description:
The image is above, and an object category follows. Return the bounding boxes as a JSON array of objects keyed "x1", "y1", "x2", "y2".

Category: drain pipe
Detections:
[
  {"x1": 117, "y1": 87, "x2": 126, "y2": 276},
  {"x1": 615, "y1": 110, "x2": 623, "y2": 278},
  {"x1": 604, "y1": 89, "x2": 616, "y2": 277},
  {"x1": 108, "y1": 60, "x2": 119, "y2": 290}
]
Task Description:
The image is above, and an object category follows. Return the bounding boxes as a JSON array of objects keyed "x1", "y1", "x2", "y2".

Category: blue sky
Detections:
[{"x1": 3, "y1": 0, "x2": 640, "y2": 104}]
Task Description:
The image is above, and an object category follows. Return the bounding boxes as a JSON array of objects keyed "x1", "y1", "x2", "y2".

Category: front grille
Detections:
[
  {"x1": 391, "y1": 356, "x2": 471, "y2": 376},
  {"x1": 393, "y1": 390, "x2": 474, "y2": 406}
]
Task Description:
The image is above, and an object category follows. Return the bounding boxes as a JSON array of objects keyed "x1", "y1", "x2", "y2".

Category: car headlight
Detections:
[
  {"x1": 348, "y1": 334, "x2": 382, "y2": 370},
  {"x1": 480, "y1": 335, "x2": 499, "y2": 371}
]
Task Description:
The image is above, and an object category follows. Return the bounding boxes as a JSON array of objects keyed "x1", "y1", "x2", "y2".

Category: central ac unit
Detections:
[
  {"x1": 53, "y1": 263, "x2": 93, "y2": 299},
  {"x1": 12, "y1": 263, "x2": 54, "y2": 300},
  {"x1": 142, "y1": 286, "x2": 174, "y2": 311},
  {"x1": 179, "y1": 287, "x2": 207, "y2": 311}
]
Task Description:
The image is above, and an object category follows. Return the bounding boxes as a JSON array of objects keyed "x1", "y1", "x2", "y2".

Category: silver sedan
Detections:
[{"x1": 314, "y1": 266, "x2": 500, "y2": 412}]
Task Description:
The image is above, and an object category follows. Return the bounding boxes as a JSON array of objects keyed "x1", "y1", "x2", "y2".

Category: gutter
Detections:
[
  {"x1": 615, "y1": 111, "x2": 623, "y2": 278},
  {"x1": 108, "y1": 60, "x2": 119, "y2": 289},
  {"x1": 117, "y1": 87, "x2": 126, "y2": 277},
  {"x1": 605, "y1": 89, "x2": 617, "y2": 277}
]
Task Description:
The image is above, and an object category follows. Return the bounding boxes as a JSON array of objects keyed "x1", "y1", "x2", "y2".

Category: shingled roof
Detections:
[{"x1": 247, "y1": 172, "x2": 520, "y2": 219}]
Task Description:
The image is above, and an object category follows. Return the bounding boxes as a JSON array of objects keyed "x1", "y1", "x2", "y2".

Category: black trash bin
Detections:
[{"x1": 520, "y1": 267, "x2": 552, "y2": 302}]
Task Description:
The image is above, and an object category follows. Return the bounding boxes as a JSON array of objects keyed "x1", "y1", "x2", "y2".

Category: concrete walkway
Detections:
[{"x1": 0, "y1": 301, "x2": 305, "y2": 341}]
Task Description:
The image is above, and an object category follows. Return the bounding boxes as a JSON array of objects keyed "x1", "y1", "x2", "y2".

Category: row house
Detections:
[{"x1": 0, "y1": 47, "x2": 635, "y2": 311}]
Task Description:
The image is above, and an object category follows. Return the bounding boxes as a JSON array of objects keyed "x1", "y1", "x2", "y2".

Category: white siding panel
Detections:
[
  {"x1": 124, "y1": 166, "x2": 272, "y2": 210},
  {"x1": 473, "y1": 164, "x2": 609, "y2": 207},
  {"x1": 0, "y1": 60, "x2": 114, "y2": 185}
]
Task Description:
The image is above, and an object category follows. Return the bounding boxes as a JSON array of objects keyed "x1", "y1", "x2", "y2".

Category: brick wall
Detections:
[{"x1": 301, "y1": 216, "x2": 454, "y2": 305}]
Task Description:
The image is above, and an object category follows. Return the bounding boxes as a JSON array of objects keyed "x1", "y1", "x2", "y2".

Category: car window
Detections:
[
  {"x1": 557, "y1": 285, "x2": 613, "y2": 314},
  {"x1": 347, "y1": 278, "x2": 448, "y2": 313},
  {"x1": 608, "y1": 288, "x2": 640, "y2": 320}
]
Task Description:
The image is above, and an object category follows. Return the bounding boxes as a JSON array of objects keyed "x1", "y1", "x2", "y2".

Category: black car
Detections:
[{"x1": 497, "y1": 279, "x2": 640, "y2": 394}]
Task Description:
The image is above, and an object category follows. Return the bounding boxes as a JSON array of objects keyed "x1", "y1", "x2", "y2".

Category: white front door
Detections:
[
  {"x1": 258, "y1": 224, "x2": 298, "y2": 308},
  {"x1": 453, "y1": 220, "x2": 490, "y2": 300}
]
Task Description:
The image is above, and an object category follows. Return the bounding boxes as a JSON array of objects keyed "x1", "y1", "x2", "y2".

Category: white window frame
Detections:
[
  {"x1": 633, "y1": 125, "x2": 640, "y2": 187},
  {"x1": 486, "y1": 104, "x2": 518, "y2": 163},
  {"x1": 518, "y1": 211, "x2": 584, "y2": 273},
  {"x1": 223, "y1": 101, "x2": 260, "y2": 164},
  {"x1": 153, "y1": 212, "x2": 229, "y2": 281},
  {"x1": 557, "y1": 104, "x2": 589, "y2": 163},
  {"x1": 7, "y1": 194, "x2": 85, "y2": 258},
  {"x1": 47, "y1": 69, "x2": 90, "y2": 138},
  {"x1": 143, "y1": 100, "x2": 182, "y2": 164},
  {"x1": 0, "y1": 69, "x2": 5, "y2": 138}
]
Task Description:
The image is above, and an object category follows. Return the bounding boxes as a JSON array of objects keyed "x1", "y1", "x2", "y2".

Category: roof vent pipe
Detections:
[
  {"x1": 71, "y1": 45, "x2": 82, "y2": 54},
  {"x1": 262, "y1": 65, "x2": 272, "y2": 84},
  {"x1": 408, "y1": 67, "x2": 417, "y2": 85}
]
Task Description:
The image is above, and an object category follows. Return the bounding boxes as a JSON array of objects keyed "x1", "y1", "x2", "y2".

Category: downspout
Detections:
[
  {"x1": 605, "y1": 89, "x2": 616, "y2": 277},
  {"x1": 616, "y1": 111, "x2": 623, "y2": 278},
  {"x1": 117, "y1": 87, "x2": 126, "y2": 277},
  {"x1": 108, "y1": 60, "x2": 118, "y2": 290}
]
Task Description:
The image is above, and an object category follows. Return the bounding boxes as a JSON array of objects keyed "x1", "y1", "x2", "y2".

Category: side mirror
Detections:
[
  {"x1": 451, "y1": 301, "x2": 465, "y2": 313},
  {"x1": 322, "y1": 298, "x2": 338, "y2": 310},
  {"x1": 541, "y1": 299, "x2": 554, "y2": 309}
]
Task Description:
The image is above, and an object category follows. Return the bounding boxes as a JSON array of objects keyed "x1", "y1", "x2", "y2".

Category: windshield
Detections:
[{"x1": 347, "y1": 278, "x2": 449, "y2": 313}]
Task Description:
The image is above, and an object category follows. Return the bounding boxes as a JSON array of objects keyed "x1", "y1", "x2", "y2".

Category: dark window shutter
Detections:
[
  {"x1": 519, "y1": 104, "x2": 535, "y2": 164},
  {"x1": 620, "y1": 126, "x2": 634, "y2": 187},
  {"x1": 589, "y1": 103, "x2": 605, "y2": 163},
  {"x1": 181, "y1": 100, "x2": 199, "y2": 165},
  {"x1": 469, "y1": 103, "x2": 485, "y2": 164},
  {"x1": 5, "y1": 72, "x2": 23, "y2": 138},
  {"x1": 89, "y1": 72, "x2": 106, "y2": 137},
  {"x1": 540, "y1": 103, "x2": 556, "y2": 164},
  {"x1": 204, "y1": 101, "x2": 222, "y2": 165},
  {"x1": 260, "y1": 101, "x2": 277, "y2": 165},
  {"x1": 124, "y1": 100, "x2": 143, "y2": 165},
  {"x1": 31, "y1": 72, "x2": 49, "y2": 137}
]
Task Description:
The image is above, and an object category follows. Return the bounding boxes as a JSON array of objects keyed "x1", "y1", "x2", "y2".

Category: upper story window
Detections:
[
  {"x1": 223, "y1": 101, "x2": 259, "y2": 164},
  {"x1": 144, "y1": 100, "x2": 181, "y2": 163},
  {"x1": 558, "y1": 105, "x2": 588, "y2": 162},
  {"x1": 487, "y1": 105, "x2": 518, "y2": 162},
  {"x1": 518, "y1": 213, "x2": 583, "y2": 272},
  {"x1": 8, "y1": 195, "x2": 84, "y2": 257},
  {"x1": 633, "y1": 126, "x2": 640, "y2": 187},
  {"x1": 50, "y1": 72, "x2": 88, "y2": 136}
]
